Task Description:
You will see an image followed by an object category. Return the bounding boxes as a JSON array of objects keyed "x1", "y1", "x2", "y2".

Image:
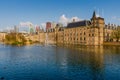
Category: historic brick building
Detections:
[
  {"x1": 1, "y1": 11, "x2": 119, "y2": 45},
  {"x1": 39, "y1": 11, "x2": 119, "y2": 45},
  {"x1": 104, "y1": 23, "x2": 118, "y2": 42}
]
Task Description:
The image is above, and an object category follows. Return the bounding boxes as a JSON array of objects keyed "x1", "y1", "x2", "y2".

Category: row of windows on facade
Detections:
[
  {"x1": 46, "y1": 27, "x2": 97, "y2": 32},
  {"x1": 48, "y1": 35, "x2": 95, "y2": 41},
  {"x1": 56, "y1": 37, "x2": 94, "y2": 41},
  {"x1": 105, "y1": 25, "x2": 118, "y2": 30},
  {"x1": 105, "y1": 32, "x2": 117, "y2": 36},
  {"x1": 63, "y1": 37, "x2": 86, "y2": 41},
  {"x1": 47, "y1": 25, "x2": 118, "y2": 33},
  {"x1": 66, "y1": 28, "x2": 95, "y2": 32},
  {"x1": 48, "y1": 33, "x2": 95, "y2": 39},
  {"x1": 64, "y1": 33, "x2": 95, "y2": 37},
  {"x1": 64, "y1": 37, "x2": 95, "y2": 41},
  {"x1": 46, "y1": 28, "x2": 64, "y2": 32}
]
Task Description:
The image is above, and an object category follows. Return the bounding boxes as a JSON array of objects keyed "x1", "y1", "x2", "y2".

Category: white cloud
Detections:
[
  {"x1": 59, "y1": 14, "x2": 81, "y2": 26},
  {"x1": 96, "y1": 14, "x2": 100, "y2": 17},
  {"x1": 20, "y1": 21, "x2": 33, "y2": 27},
  {"x1": 59, "y1": 14, "x2": 69, "y2": 26},
  {"x1": 70, "y1": 16, "x2": 80, "y2": 22}
]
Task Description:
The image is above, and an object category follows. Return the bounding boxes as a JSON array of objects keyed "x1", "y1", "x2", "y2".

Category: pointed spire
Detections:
[{"x1": 92, "y1": 11, "x2": 96, "y2": 18}]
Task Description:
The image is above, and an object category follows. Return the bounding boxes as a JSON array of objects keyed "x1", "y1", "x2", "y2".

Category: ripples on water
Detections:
[{"x1": 0, "y1": 44, "x2": 120, "y2": 80}]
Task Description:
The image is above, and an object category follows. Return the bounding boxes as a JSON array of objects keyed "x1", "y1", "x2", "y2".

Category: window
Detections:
[
  {"x1": 84, "y1": 37, "x2": 86, "y2": 41},
  {"x1": 80, "y1": 37, "x2": 82, "y2": 40},
  {"x1": 89, "y1": 34, "x2": 91, "y2": 36},
  {"x1": 84, "y1": 32, "x2": 86, "y2": 35},
  {"x1": 74, "y1": 38, "x2": 75, "y2": 40},
  {"x1": 77, "y1": 38, "x2": 78, "y2": 40}
]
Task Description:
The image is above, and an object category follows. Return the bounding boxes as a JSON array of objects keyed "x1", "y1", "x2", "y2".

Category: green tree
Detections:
[
  {"x1": 111, "y1": 28, "x2": 120, "y2": 42},
  {"x1": 5, "y1": 33, "x2": 27, "y2": 45}
]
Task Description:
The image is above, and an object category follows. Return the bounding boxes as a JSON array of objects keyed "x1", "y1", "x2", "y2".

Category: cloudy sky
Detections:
[{"x1": 0, "y1": 0, "x2": 120, "y2": 30}]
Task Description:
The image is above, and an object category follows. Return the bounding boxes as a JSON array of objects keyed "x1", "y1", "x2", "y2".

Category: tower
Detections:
[
  {"x1": 91, "y1": 11, "x2": 97, "y2": 27},
  {"x1": 91, "y1": 11, "x2": 105, "y2": 27},
  {"x1": 14, "y1": 25, "x2": 19, "y2": 33},
  {"x1": 91, "y1": 11, "x2": 105, "y2": 45}
]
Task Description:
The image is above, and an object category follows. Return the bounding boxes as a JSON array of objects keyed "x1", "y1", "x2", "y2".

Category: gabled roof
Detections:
[{"x1": 67, "y1": 20, "x2": 91, "y2": 28}]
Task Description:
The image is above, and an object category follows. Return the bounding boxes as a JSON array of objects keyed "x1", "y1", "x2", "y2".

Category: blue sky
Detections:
[{"x1": 0, "y1": 0, "x2": 120, "y2": 30}]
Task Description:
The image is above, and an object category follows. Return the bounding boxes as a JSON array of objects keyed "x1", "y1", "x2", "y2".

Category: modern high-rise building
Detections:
[
  {"x1": 46, "y1": 22, "x2": 51, "y2": 30},
  {"x1": 14, "y1": 25, "x2": 19, "y2": 33},
  {"x1": 35, "y1": 25, "x2": 40, "y2": 32}
]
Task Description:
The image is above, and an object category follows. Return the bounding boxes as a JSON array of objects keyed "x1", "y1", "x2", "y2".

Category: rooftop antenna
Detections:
[
  {"x1": 93, "y1": 7, "x2": 96, "y2": 13},
  {"x1": 97, "y1": 8, "x2": 101, "y2": 17}
]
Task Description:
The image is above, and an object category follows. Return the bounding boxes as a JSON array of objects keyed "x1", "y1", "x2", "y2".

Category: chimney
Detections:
[{"x1": 73, "y1": 19, "x2": 75, "y2": 22}]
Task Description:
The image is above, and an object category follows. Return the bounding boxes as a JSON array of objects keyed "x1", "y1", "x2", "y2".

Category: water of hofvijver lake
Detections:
[{"x1": 0, "y1": 44, "x2": 120, "y2": 80}]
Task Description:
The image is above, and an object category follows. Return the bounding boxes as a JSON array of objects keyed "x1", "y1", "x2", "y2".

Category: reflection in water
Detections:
[
  {"x1": 0, "y1": 44, "x2": 120, "y2": 80},
  {"x1": 54, "y1": 46, "x2": 105, "y2": 80},
  {"x1": 87, "y1": 46, "x2": 104, "y2": 80}
]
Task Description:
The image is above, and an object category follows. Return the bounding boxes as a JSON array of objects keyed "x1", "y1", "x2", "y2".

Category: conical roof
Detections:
[{"x1": 92, "y1": 11, "x2": 96, "y2": 18}]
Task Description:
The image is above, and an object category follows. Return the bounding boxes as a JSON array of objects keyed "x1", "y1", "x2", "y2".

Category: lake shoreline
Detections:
[
  {"x1": 103, "y1": 42, "x2": 120, "y2": 46},
  {"x1": 1, "y1": 41, "x2": 120, "y2": 47}
]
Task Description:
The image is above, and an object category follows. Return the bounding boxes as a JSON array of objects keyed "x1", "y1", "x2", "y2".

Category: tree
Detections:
[
  {"x1": 111, "y1": 28, "x2": 120, "y2": 42},
  {"x1": 5, "y1": 33, "x2": 27, "y2": 45}
]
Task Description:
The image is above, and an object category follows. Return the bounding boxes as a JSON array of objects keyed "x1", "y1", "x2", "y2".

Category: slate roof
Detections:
[{"x1": 67, "y1": 20, "x2": 91, "y2": 28}]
